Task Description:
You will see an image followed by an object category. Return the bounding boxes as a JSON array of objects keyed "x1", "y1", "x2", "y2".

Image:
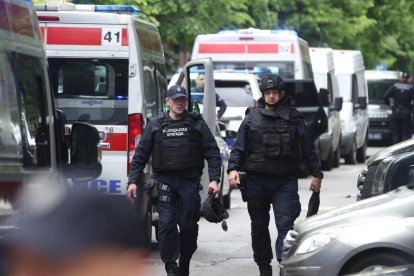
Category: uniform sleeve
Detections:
[
  {"x1": 127, "y1": 119, "x2": 156, "y2": 185},
  {"x1": 227, "y1": 115, "x2": 249, "y2": 173},
  {"x1": 383, "y1": 85, "x2": 395, "y2": 105},
  {"x1": 216, "y1": 93, "x2": 227, "y2": 119},
  {"x1": 295, "y1": 115, "x2": 324, "y2": 179},
  {"x1": 198, "y1": 119, "x2": 222, "y2": 182}
]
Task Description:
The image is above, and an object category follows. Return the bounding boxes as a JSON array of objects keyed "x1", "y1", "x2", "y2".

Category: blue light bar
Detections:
[
  {"x1": 115, "y1": 95, "x2": 128, "y2": 100},
  {"x1": 94, "y1": 5, "x2": 140, "y2": 15}
]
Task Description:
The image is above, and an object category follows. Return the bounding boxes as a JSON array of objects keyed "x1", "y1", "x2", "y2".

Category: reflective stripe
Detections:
[{"x1": 198, "y1": 43, "x2": 294, "y2": 54}]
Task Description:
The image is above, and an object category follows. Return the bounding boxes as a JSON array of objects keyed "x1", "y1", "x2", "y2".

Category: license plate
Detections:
[{"x1": 369, "y1": 132, "x2": 383, "y2": 140}]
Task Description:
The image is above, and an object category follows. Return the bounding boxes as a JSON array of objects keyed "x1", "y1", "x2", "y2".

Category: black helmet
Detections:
[
  {"x1": 259, "y1": 74, "x2": 285, "y2": 92},
  {"x1": 202, "y1": 194, "x2": 229, "y2": 224}
]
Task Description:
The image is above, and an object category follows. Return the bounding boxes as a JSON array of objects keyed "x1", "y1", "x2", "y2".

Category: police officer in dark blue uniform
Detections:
[
  {"x1": 228, "y1": 75, "x2": 323, "y2": 276},
  {"x1": 127, "y1": 85, "x2": 221, "y2": 276},
  {"x1": 384, "y1": 72, "x2": 414, "y2": 144}
]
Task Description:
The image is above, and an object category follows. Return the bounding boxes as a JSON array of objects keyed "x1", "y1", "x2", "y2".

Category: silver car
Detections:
[{"x1": 280, "y1": 185, "x2": 414, "y2": 276}]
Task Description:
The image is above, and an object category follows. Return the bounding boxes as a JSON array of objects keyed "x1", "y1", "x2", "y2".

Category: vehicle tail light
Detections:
[{"x1": 127, "y1": 113, "x2": 143, "y2": 173}]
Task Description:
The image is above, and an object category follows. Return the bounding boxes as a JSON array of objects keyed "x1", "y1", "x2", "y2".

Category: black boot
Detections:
[
  {"x1": 259, "y1": 263, "x2": 272, "y2": 276},
  {"x1": 179, "y1": 258, "x2": 190, "y2": 276},
  {"x1": 165, "y1": 262, "x2": 180, "y2": 276}
]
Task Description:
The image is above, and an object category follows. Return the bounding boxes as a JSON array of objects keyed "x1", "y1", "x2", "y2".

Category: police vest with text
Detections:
[
  {"x1": 152, "y1": 112, "x2": 204, "y2": 175},
  {"x1": 246, "y1": 106, "x2": 301, "y2": 175}
]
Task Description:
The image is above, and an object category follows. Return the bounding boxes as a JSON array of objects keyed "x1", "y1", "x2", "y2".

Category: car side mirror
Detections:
[
  {"x1": 358, "y1": 96, "x2": 367, "y2": 109},
  {"x1": 319, "y1": 88, "x2": 330, "y2": 107},
  {"x1": 64, "y1": 122, "x2": 102, "y2": 180},
  {"x1": 332, "y1": 97, "x2": 343, "y2": 111}
]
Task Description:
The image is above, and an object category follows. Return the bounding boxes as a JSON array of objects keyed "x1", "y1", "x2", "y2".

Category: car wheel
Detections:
[
  {"x1": 340, "y1": 252, "x2": 410, "y2": 275},
  {"x1": 356, "y1": 138, "x2": 367, "y2": 163},
  {"x1": 344, "y1": 139, "x2": 357, "y2": 165},
  {"x1": 321, "y1": 145, "x2": 334, "y2": 171},
  {"x1": 333, "y1": 143, "x2": 341, "y2": 168}
]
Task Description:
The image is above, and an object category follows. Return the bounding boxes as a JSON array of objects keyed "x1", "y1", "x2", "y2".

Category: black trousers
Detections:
[
  {"x1": 391, "y1": 109, "x2": 413, "y2": 144},
  {"x1": 156, "y1": 175, "x2": 201, "y2": 263},
  {"x1": 246, "y1": 174, "x2": 301, "y2": 264}
]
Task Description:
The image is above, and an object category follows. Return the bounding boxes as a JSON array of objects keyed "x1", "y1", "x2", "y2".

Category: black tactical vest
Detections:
[
  {"x1": 245, "y1": 106, "x2": 301, "y2": 175},
  {"x1": 152, "y1": 112, "x2": 204, "y2": 172}
]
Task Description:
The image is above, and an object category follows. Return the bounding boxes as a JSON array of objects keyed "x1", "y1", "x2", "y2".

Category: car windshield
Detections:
[
  {"x1": 215, "y1": 80, "x2": 256, "y2": 107},
  {"x1": 368, "y1": 79, "x2": 398, "y2": 103}
]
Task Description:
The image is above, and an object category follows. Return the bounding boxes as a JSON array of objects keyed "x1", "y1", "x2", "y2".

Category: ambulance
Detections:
[
  {"x1": 191, "y1": 28, "x2": 313, "y2": 79},
  {"x1": 36, "y1": 3, "x2": 219, "y2": 241},
  {"x1": 0, "y1": 0, "x2": 100, "y2": 235}
]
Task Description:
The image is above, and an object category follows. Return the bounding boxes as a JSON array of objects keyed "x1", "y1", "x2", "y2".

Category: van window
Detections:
[
  {"x1": 352, "y1": 74, "x2": 359, "y2": 105},
  {"x1": 49, "y1": 58, "x2": 128, "y2": 125},
  {"x1": 0, "y1": 53, "x2": 22, "y2": 166},
  {"x1": 327, "y1": 73, "x2": 334, "y2": 103},
  {"x1": 285, "y1": 81, "x2": 321, "y2": 107},
  {"x1": 142, "y1": 61, "x2": 168, "y2": 119},
  {"x1": 14, "y1": 53, "x2": 52, "y2": 168},
  {"x1": 215, "y1": 80, "x2": 256, "y2": 107},
  {"x1": 367, "y1": 79, "x2": 397, "y2": 104},
  {"x1": 214, "y1": 61, "x2": 295, "y2": 79}
]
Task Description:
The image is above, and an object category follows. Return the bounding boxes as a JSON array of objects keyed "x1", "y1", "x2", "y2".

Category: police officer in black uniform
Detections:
[
  {"x1": 127, "y1": 85, "x2": 221, "y2": 276},
  {"x1": 228, "y1": 75, "x2": 323, "y2": 276},
  {"x1": 384, "y1": 72, "x2": 414, "y2": 144}
]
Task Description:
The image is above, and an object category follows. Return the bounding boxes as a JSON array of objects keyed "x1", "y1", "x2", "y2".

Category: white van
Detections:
[
  {"x1": 0, "y1": 0, "x2": 100, "y2": 235},
  {"x1": 310, "y1": 48, "x2": 343, "y2": 170},
  {"x1": 191, "y1": 28, "x2": 313, "y2": 79},
  {"x1": 365, "y1": 70, "x2": 400, "y2": 146},
  {"x1": 333, "y1": 50, "x2": 369, "y2": 164}
]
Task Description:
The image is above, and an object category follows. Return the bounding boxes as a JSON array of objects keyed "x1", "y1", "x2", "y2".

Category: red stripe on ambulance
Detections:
[
  {"x1": 122, "y1": 28, "x2": 128, "y2": 46},
  {"x1": 102, "y1": 133, "x2": 127, "y2": 151},
  {"x1": 47, "y1": 27, "x2": 101, "y2": 45},
  {"x1": 247, "y1": 44, "x2": 278, "y2": 53}
]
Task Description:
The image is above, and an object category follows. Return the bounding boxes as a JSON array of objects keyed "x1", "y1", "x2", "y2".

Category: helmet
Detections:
[
  {"x1": 201, "y1": 194, "x2": 229, "y2": 224},
  {"x1": 259, "y1": 74, "x2": 285, "y2": 92}
]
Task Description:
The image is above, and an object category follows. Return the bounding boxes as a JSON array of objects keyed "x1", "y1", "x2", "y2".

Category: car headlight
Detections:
[
  {"x1": 295, "y1": 229, "x2": 341, "y2": 255},
  {"x1": 371, "y1": 156, "x2": 395, "y2": 194}
]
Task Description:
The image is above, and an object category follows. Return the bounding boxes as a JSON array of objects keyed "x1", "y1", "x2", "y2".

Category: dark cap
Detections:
[
  {"x1": 259, "y1": 74, "x2": 285, "y2": 92},
  {"x1": 2, "y1": 191, "x2": 148, "y2": 258},
  {"x1": 167, "y1": 85, "x2": 188, "y2": 99}
]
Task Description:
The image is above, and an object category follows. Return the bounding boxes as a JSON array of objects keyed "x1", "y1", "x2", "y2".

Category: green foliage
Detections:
[{"x1": 33, "y1": 0, "x2": 414, "y2": 73}]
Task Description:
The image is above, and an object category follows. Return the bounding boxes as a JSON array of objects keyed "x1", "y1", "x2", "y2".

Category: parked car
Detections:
[
  {"x1": 281, "y1": 184, "x2": 414, "y2": 275},
  {"x1": 365, "y1": 70, "x2": 399, "y2": 146},
  {"x1": 357, "y1": 138, "x2": 414, "y2": 200}
]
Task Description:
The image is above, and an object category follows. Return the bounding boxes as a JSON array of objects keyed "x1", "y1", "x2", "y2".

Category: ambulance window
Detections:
[
  {"x1": 0, "y1": 53, "x2": 22, "y2": 166},
  {"x1": 14, "y1": 53, "x2": 51, "y2": 168},
  {"x1": 49, "y1": 58, "x2": 128, "y2": 125}
]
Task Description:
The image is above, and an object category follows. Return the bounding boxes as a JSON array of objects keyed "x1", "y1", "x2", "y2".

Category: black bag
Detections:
[
  {"x1": 202, "y1": 194, "x2": 229, "y2": 224},
  {"x1": 306, "y1": 191, "x2": 320, "y2": 218}
]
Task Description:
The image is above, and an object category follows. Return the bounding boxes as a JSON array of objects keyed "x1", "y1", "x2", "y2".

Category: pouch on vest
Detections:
[{"x1": 262, "y1": 132, "x2": 281, "y2": 158}]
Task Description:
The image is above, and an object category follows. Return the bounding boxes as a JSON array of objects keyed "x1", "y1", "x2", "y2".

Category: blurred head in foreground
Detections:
[{"x1": 1, "y1": 191, "x2": 151, "y2": 276}]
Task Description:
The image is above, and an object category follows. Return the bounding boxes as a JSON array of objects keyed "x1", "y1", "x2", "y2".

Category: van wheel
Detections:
[
  {"x1": 333, "y1": 144, "x2": 341, "y2": 168},
  {"x1": 356, "y1": 138, "x2": 367, "y2": 163},
  {"x1": 321, "y1": 145, "x2": 334, "y2": 171},
  {"x1": 344, "y1": 140, "x2": 357, "y2": 164}
]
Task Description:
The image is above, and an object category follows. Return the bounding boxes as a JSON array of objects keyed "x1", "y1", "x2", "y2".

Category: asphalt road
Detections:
[{"x1": 147, "y1": 146, "x2": 385, "y2": 276}]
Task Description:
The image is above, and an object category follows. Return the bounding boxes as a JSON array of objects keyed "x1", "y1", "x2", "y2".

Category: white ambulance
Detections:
[
  {"x1": 36, "y1": 3, "x2": 219, "y2": 240},
  {"x1": 310, "y1": 47, "x2": 343, "y2": 170},
  {"x1": 1, "y1": 0, "x2": 100, "y2": 235},
  {"x1": 191, "y1": 28, "x2": 313, "y2": 79}
]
